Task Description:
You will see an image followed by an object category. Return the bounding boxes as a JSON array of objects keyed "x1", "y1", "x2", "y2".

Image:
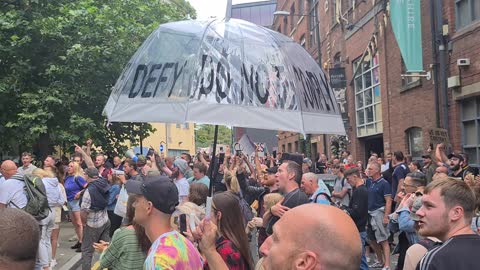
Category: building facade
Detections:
[
  {"x1": 273, "y1": 0, "x2": 480, "y2": 166},
  {"x1": 138, "y1": 123, "x2": 196, "y2": 157}
]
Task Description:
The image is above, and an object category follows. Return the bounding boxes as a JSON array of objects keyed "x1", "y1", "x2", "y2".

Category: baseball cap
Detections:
[
  {"x1": 447, "y1": 151, "x2": 464, "y2": 161},
  {"x1": 410, "y1": 196, "x2": 423, "y2": 221},
  {"x1": 266, "y1": 166, "x2": 278, "y2": 174},
  {"x1": 421, "y1": 154, "x2": 431, "y2": 159},
  {"x1": 173, "y1": 158, "x2": 188, "y2": 174},
  {"x1": 125, "y1": 175, "x2": 179, "y2": 214},
  {"x1": 85, "y1": 167, "x2": 99, "y2": 178}
]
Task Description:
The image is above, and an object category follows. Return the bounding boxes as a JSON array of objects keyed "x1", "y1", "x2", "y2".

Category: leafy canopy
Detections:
[{"x1": 0, "y1": 0, "x2": 196, "y2": 156}]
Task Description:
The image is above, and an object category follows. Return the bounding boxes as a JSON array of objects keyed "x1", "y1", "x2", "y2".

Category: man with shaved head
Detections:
[
  {"x1": 0, "y1": 208, "x2": 40, "y2": 270},
  {"x1": 0, "y1": 160, "x2": 27, "y2": 209},
  {"x1": 261, "y1": 204, "x2": 361, "y2": 270},
  {"x1": 196, "y1": 204, "x2": 362, "y2": 270}
]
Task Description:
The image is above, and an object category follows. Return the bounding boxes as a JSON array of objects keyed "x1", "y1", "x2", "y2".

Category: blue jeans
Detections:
[{"x1": 360, "y1": 231, "x2": 369, "y2": 270}]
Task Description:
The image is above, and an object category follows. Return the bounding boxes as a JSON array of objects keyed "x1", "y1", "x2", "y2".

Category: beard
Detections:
[{"x1": 449, "y1": 163, "x2": 460, "y2": 171}]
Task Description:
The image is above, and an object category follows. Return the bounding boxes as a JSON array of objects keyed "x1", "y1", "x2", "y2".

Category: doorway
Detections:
[{"x1": 363, "y1": 136, "x2": 384, "y2": 162}]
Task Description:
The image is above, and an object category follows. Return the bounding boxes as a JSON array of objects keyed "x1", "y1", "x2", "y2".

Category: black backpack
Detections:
[
  {"x1": 11, "y1": 174, "x2": 50, "y2": 220},
  {"x1": 312, "y1": 192, "x2": 335, "y2": 206}
]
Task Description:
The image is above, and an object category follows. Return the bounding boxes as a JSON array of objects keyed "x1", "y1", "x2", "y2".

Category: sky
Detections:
[{"x1": 187, "y1": 0, "x2": 261, "y2": 20}]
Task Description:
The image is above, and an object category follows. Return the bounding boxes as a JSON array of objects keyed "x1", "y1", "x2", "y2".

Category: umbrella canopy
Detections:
[{"x1": 104, "y1": 18, "x2": 345, "y2": 135}]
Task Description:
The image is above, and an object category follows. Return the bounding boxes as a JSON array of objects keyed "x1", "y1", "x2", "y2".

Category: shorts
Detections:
[
  {"x1": 67, "y1": 199, "x2": 81, "y2": 212},
  {"x1": 368, "y1": 214, "x2": 390, "y2": 243},
  {"x1": 51, "y1": 207, "x2": 62, "y2": 229}
]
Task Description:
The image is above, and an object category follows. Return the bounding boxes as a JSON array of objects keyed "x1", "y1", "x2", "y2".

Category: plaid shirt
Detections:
[{"x1": 80, "y1": 189, "x2": 108, "y2": 228}]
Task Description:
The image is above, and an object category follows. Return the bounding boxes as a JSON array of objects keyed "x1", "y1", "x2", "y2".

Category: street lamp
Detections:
[{"x1": 273, "y1": 10, "x2": 323, "y2": 160}]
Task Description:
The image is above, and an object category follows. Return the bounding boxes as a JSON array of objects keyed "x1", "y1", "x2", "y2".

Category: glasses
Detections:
[{"x1": 403, "y1": 182, "x2": 418, "y2": 188}]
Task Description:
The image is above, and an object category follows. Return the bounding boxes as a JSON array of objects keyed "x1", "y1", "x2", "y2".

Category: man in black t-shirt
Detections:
[
  {"x1": 264, "y1": 160, "x2": 309, "y2": 235},
  {"x1": 416, "y1": 178, "x2": 480, "y2": 270},
  {"x1": 344, "y1": 167, "x2": 369, "y2": 270}
]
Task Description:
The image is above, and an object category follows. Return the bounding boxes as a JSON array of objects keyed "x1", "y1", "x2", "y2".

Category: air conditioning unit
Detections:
[
  {"x1": 457, "y1": 58, "x2": 470, "y2": 66},
  {"x1": 447, "y1": 76, "x2": 460, "y2": 88}
]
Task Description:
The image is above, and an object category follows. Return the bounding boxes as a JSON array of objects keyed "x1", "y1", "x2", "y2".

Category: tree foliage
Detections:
[
  {"x1": 195, "y1": 125, "x2": 232, "y2": 148},
  {"x1": 0, "y1": 0, "x2": 196, "y2": 157}
]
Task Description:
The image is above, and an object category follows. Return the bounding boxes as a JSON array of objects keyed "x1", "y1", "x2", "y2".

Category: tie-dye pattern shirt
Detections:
[{"x1": 144, "y1": 230, "x2": 203, "y2": 270}]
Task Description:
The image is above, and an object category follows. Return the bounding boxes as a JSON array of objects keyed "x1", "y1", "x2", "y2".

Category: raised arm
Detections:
[{"x1": 75, "y1": 144, "x2": 94, "y2": 168}]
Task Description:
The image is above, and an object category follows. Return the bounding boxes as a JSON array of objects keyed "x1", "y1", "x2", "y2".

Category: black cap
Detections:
[
  {"x1": 447, "y1": 151, "x2": 464, "y2": 161},
  {"x1": 125, "y1": 175, "x2": 179, "y2": 214}
]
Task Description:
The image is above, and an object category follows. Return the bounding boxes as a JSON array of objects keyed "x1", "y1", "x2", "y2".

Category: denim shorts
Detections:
[{"x1": 67, "y1": 199, "x2": 81, "y2": 212}]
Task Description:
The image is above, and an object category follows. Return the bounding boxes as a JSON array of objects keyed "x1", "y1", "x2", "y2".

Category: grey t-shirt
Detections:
[
  {"x1": 333, "y1": 176, "x2": 352, "y2": 207},
  {"x1": 0, "y1": 174, "x2": 28, "y2": 208}
]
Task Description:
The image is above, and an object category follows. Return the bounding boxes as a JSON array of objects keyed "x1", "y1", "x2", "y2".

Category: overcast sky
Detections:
[{"x1": 187, "y1": 0, "x2": 261, "y2": 20}]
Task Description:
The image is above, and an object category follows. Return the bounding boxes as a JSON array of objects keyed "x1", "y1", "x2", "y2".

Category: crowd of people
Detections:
[{"x1": 0, "y1": 140, "x2": 480, "y2": 270}]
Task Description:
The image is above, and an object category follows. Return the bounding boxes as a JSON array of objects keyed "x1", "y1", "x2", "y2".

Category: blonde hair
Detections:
[
  {"x1": 32, "y1": 168, "x2": 54, "y2": 178},
  {"x1": 69, "y1": 161, "x2": 83, "y2": 177},
  {"x1": 224, "y1": 169, "x2": 241, "y2": 193},
  {"x1": 263, "y1": 193, "x2": 283, "y2": 211}
]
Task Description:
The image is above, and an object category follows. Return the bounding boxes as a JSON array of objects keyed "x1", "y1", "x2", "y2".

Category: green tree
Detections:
[
  {"x1": 195, "y1": 125, "x2": 232, "y2": 148},
  {"x1": 0, "y1": 0, "x2": 196, "y2": 158}
]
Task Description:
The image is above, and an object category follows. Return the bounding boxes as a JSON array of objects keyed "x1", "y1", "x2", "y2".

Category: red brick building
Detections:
[{"x1": 274, "y1": 0, "x2": 480, "y2": 167}]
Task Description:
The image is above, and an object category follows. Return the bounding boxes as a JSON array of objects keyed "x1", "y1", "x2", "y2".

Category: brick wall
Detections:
[{"x1": 273, "y1": 0, "x2": 480, "y2": 163}]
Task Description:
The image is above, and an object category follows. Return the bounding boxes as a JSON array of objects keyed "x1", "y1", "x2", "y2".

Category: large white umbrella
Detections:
[{"x1": 104, "y1": 18, "x2": 345, "y2": 135}]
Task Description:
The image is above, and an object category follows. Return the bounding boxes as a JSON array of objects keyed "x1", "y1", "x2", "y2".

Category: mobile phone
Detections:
[
  {"x1": 219, "y1": 153, "x2": 225, "y2": 164},
  {"x1": 179, "y1": 214, "x2": 187, "y2": 234},
  {"x1": 272, "y1": 150, "x2": 277, "y2": 159},
  {"x1": 219, "y1": 146, "x2": 224, "y2": 153}
]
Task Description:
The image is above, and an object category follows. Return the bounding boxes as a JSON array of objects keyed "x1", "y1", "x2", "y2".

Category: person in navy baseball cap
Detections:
[{"x1": 125, "y1": 175, "x2": 179, "y2": 215}]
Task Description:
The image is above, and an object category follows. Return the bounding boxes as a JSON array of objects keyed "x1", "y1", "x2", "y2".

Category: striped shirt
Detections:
[
  {"x1": 98, "y1": 227, "x2": 146, "y2": 270},
  {"x1": 417, "y1": 234, "x2": 480, "y2": 270}
]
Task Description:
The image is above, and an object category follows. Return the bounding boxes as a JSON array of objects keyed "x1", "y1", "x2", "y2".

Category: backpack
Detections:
[
  {"x1": 11, "y1": 174, "x2": 50, "y2": 220},
  {"x1": 313, "y1": 192, "x2": 335, "y2": 206}
]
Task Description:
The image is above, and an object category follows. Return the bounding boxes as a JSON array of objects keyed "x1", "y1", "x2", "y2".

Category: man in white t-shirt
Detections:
[
  {"x1": 173, "y1": 158, "x2": 190, "y2": 203},
  {"x1": 17, "y1": 152, "x2": 37, "y2": 175},
  {"x1": 0, "y1": 160, "x2": 27, "y2": 209}
]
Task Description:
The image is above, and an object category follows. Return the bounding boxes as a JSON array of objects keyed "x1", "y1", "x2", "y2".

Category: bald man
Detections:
[
  {"x1": 197, "y1": 204, "x2": 362, "y2": 270},
  {"x1": 0, "y1": 160, "x2": 26, "y2": 209},
  {"x1": 0, "y1": 208, "x2": 40, "y2": 270}
]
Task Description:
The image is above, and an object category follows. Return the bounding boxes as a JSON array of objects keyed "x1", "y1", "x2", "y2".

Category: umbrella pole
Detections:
[{"x1": 208, "y1": 125, "x2": 219, "y2": 195}]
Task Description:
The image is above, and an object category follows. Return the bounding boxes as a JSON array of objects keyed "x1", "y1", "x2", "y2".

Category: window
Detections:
[
  {"x1": 333, "y1": 52, "x2": 342, "y2": 67},
  {"x1": 456, "y1": 0, "x2": 480, "y2": 29},
  {"x1": 283, "y1": 17, "x2": 288, "y2": 34},
  {"x1": 287, "y1": 143, "x2": 292, "y2": 153},
  {"x1": 176, "y1": 123, "x2": 181, "y2": 128},
  {"x1": 406, "y1": 127, "x2": 423, "y2": 160},
  {"x1": 290, "y1": 4, "x2": 296, "y2": 31},
  {"x1": 331, "y1": 0, "x2": 337, "y2": 25},
  {"x1": 295, "y1": 141, "x2": 299, "y2": 152},
  {"x1": 282, "y1": 144, "x2": 286, "y2": 153},
  {"x1": 353, "y1": 50, "x2": 382, "y2": 137},
  {"x1": 461, "y1": 97, "x2": 480, "y2": 166},
  {"x1": 308, "y1": 1, "x2": 318, "y2": 48},
  {"x1": 299, "y1": 0, "x2": 304, "y2": 16}
]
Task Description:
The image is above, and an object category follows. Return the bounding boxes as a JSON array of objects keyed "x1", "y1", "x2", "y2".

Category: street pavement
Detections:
[{"x1": 55, "y1": 222, "x2": 81, "y2": 270}]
